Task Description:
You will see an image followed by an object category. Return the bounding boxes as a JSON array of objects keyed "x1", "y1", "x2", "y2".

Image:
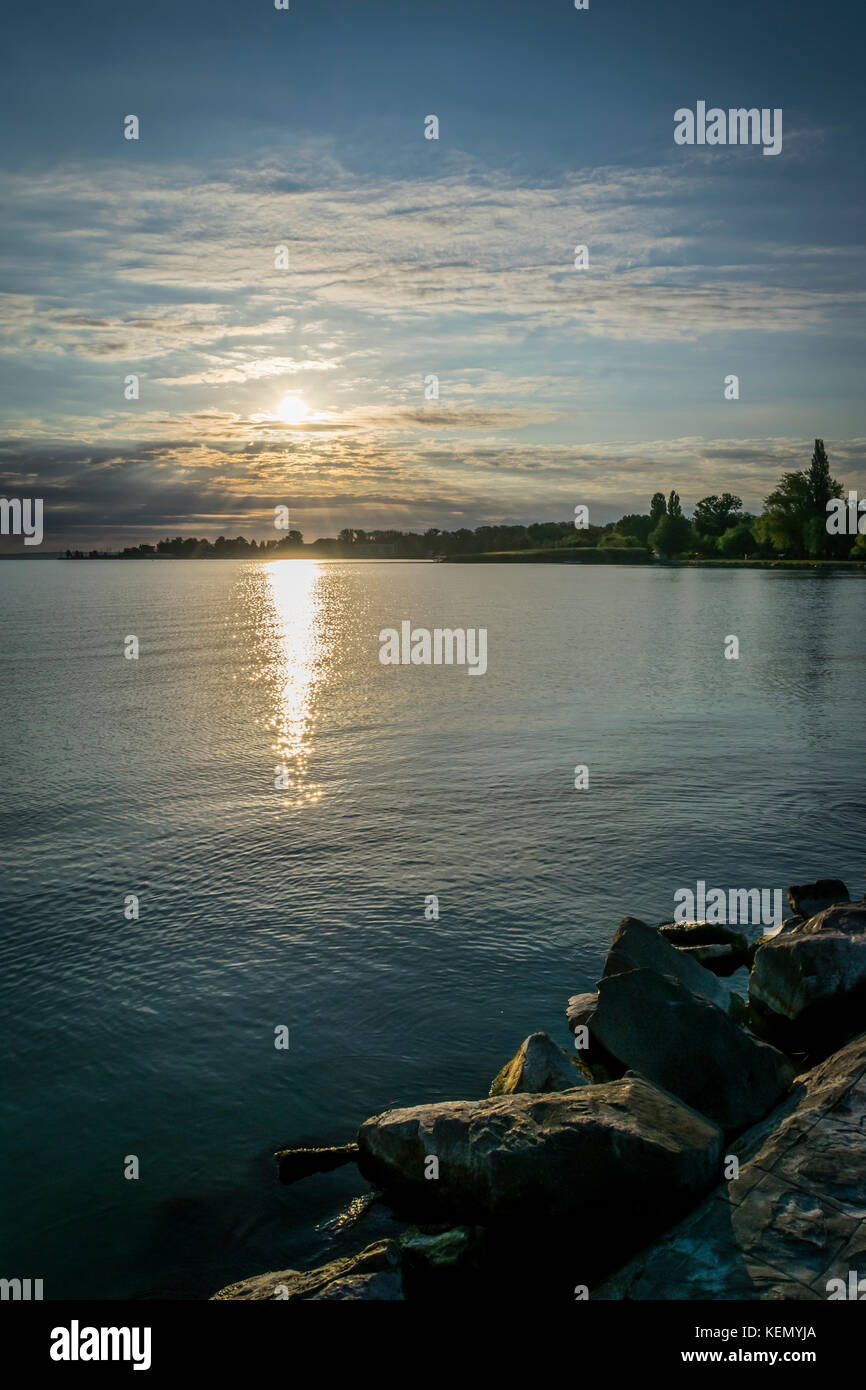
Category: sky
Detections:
[{"x1": 1, "y1": 0, "x2": 864, "y2": 548}]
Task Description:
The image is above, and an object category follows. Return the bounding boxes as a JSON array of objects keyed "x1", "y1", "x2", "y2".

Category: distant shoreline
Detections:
[
  {"x1": 444, "y1": 552, "x2": 866, "y2": 571},
  {"x1": 2, "y1": 552, "x2": 865, "y2": 572}
]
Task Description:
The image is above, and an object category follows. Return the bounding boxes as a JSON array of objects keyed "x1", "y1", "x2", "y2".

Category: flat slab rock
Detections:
[
  {"x1": 357, "y1": 1072, "x2": 722, "y2": 1225},
  {"x1": 211, "y1": 1239, "x2": 404, "y2": 1301},
  {"x1": 592, "y1": 1030, "x2": 866, "y2": 1300}
]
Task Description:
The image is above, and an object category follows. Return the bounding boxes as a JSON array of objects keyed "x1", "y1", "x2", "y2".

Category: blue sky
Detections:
[{"x1": 1, "y1": 0, "x2": 864, "y2": 546}]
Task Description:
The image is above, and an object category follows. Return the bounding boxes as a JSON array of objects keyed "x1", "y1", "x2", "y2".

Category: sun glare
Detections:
[{"x1": 277, "y1": 394, "x2": 309, "y2": 425}]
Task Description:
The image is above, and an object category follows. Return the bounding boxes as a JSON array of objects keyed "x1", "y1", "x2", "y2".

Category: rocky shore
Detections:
[{"x1": 212, "y1": 878, "x2": 866, "y2": 1301}]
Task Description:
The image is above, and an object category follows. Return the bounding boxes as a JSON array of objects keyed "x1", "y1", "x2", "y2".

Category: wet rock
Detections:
[
  {"x1": 787, "y1": 879, "x2": 849, "y2": 919},
  {"x1": 489, "y1": 1031, "x2": 590, "y2": 1095},
  {"x1": 591, "y1": 966, "x2": 794, "y2": 1132},
  {"x1": 211, "y1": 1238, "x2": 403, "y2": 1300}
]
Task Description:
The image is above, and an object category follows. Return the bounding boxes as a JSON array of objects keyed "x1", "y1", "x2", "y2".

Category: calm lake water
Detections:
[{"x1": 1, "y1": 559, "x2": 864, "y2": 1298}]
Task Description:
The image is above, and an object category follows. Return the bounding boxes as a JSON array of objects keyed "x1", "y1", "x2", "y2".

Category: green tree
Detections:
[
  {"x1": 693, "y1": 493, "x2": 744, "y2": 538},
  {"x1": 599, "y1": 532, "x2": 644, "y2": 548},
  {"x1": 615, "y1": 513, "x2": 654, "y2": 544},
  {"x1": 650, "y1": 492, "x2": 667, "y2": 525},
  {"x1": 760, "y1": 440, "x2": 843, "y2": 558},
  {"x1": 717, "y1": 521, "x2": 757, "y2": 558},
  {"x1": 650, "y1": 493, "x2": 693, "y2": 557}
]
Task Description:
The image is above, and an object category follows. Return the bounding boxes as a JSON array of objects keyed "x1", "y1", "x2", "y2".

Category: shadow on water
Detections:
[{"x1": 132, "y1": 1152, "x2": 402, "y2": 1300}]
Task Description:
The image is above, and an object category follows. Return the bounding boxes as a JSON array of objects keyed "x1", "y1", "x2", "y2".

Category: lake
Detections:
[{"x1": 1, "y1": 559, "x2": 863, "y2": 1297}]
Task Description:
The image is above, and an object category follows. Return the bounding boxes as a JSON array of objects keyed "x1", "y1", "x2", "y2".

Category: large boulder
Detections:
[
  {"x1": 603, "y1": 916, "x2": 733, "y2": 1014},
  {"x1": 211, "y1": 1239, "x2": 404, "y2": 1300},
  {"x1": 489, "y1": 1031, "x2": 589, "y2": 1095},
  {"x1": 749, "y1": 901, "x2": 866, "y2": 1055},
  {"x1": 593, "y1": 1030, "x2": 866, "y2": 1300},
  {"x1": 591, "y1": 967, "x2": 793, "y2": 1131},
  {"x1": 357, "y1": 1073, "x2": 722, "y2": 1234},
  {"x1": 787, "y1": 878, "x2": 849, "y2": 919}
]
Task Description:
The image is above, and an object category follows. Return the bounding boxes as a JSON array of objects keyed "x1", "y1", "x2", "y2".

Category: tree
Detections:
[
  {"x1": 805, "y1": 439, "x2": 839, "y2": 512},
  {"x1": 649, "y1": 495, "x2": 693, "y2": 557},
  {"x1": 599, "y1": 532, "x2": 644, "y2": 549},
  {"x1": 693, "y1": 493, "x2": 744, "y2": 538},
  {"x1": 650, "y1": 492, "x2": 667, "y2": 524},
  {"x1": 615, "y1": 513, "x2": 654, "y2": 544},
  {"x1": 718, "y1": 521, "x2": 757, "y2": 558},
  {"x1": 760, "y1": 440, "x2": 843, "y2": 558}
]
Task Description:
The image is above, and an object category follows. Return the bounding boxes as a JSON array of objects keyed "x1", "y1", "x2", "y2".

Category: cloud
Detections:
[
  {"x1": 153, "y1": 356, "x2": 339, "y2": 386},
  {"x1": 1, "y1": 144, "x2": 864, "y2": 544},
  {"x1": 3, "y1": 434, "x2": 864, "y2": 549}
]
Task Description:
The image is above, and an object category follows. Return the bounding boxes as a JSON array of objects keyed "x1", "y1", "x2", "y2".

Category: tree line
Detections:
[{"x1": 67, "y1": 440, "x2": 862, "y2": 561}]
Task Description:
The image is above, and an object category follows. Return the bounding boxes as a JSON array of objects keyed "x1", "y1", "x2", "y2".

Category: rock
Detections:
[
  {"x1": 357, "y1": 1073, "x2": 723, "y2": 1241},
  {"x1": 787, "y1": 879, "x2": 849, "y2": 919},
  {"x1": 779, "y1": 914, "x2": 806, "y2": 933},
  {"x1": 399, "y1": 1226, "x2": 485, "y2": 1296},
  {"x1": 566, "y1": 991, "x2": 597, "y2": 1032},
  {"x1": 658, "y1": 922, "x2": 749, "y2": 950},
  {"x1": 603, "y1": 916, "x2": 733, "y2": 1014},
  {"x1": 565, "y1": 992, "x2": 622, "y2": 1080},
  {"x1": 675, "y1": 942, "x2": 749, "y2": 976},
  {"x1": 591, "y1": 967, "x2": 794, "y2": 1132},
  {"x1": 274, "y1": 1142, "x2": 359, "y2": 1184},
  {"x1": 400, "y1": 1226, "x2": 483, "y2": 1269},
  {"x1": 593, "y1": 1030, "x2": 866, "y2": 1300},
  {"x1": 489, "y1": 1031, "x2": 590, "y2": 1095},
  {"x1": 749, "y1": 901, "x2": 866, "y2": 1055},
  {"x1": 211, "y1": 1239, "x2": 403, "y2": 1300},
  {"x1": 307, "y1": 1271, "x2": 403, "y2": 1300},
  {"x1": 748, "y1": 916, "x2": 804, "y2": 963},
  {"x1": 658, "y1": 921, "x2": 750, "y2": 975}
]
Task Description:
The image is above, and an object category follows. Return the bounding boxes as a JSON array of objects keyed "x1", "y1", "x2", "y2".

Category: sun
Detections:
[{"x1": 277, "y1": 394, "x2": 309, "y2": 425}]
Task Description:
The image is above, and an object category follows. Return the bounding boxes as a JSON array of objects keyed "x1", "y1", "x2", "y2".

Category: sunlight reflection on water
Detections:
[{"x1": 260, "y1": 560, "x2": 327, "y2": 807}]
